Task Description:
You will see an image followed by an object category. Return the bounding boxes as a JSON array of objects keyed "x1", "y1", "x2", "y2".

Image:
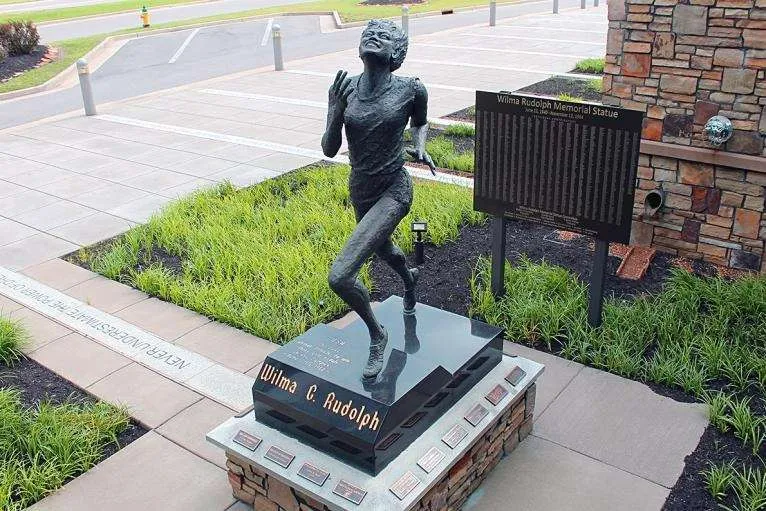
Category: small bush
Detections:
[
  {"x1": 0, "y1": 20, "x2": 40, "y2": 56},
  {"x1": 443, "y1": 123, "x2": 475, "y2": 137},
  {"x1": 0, "y1": 43, "x2": 7, "y2": 64},
  {"x1": 0, "y1": 317, "x2": 27, "y2": 366},
  {"x1": 557, "y1": 93, "x2": 583, "y2": 103},
  {"x1": 574, "y1": 57, "x2": 605, "y2": 74}
]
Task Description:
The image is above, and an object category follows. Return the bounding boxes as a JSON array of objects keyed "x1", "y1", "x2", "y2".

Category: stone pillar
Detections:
[{"x1": 603, "y1": 0, "x2": 766, "y2": 273}]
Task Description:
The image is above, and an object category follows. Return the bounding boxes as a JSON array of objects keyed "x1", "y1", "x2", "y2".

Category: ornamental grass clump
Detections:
[
  {"x1": 88, "y1": 164, "x2": 483, "y2": 343},
  {"x1": 0, "y1": 390, "x2": 129, "y2": 510},
  {"x1": 0, "y1": 317, "x2": 26, "y2": 366}
]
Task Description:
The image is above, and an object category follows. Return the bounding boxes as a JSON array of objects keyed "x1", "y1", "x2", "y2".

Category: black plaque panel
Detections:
[
  {"x1": 464, "y1": 403, "x2": 489, "y2": 426},
  {"x1": 333, "y1": 480, "x2": 367, "y2": 505},
  {"x1": 441, "y1": 424, "x2": 468, "y2": 449},
  {"x1": 297, "y1": 462, "x2": 329, "y2": 487},
  {"x1": 264, "y1": 445, "x2": 294, "y2": 468},
  {"x1": 232, "y1": 430, "x2": 262, "y2": 451},
  {"x1": 505, "y1": 366, "x2": 526, "y2": 386},
  {"x1": 485, "y1": 384, "x2": 509, "y2": 406},
  {"x1": 474, "y1": 92, "x2": 643, "y2": 244},
  {"x1": 417, "y1": 446, "x2": 445, "y2": 473},
  {"x1": 390, "y1": 471, "x2": 421, "y2": 501},
  {"x1": 252, "y1": 296, "x2": 503, "y2": 475}
]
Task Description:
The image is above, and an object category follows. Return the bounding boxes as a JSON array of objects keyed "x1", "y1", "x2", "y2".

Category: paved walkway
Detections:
[{"x1": 0, "y1": 6, "x2": 709, "y2": 511}]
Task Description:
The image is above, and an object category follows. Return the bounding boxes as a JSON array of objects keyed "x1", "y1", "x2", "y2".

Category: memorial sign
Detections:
[
  {"x1": 464, "y1": 403, "x2": 489, "y2": 427},
  {"x1": 297, "y1": 462, "x2": 330, "y2": 486},
  {"x1": 472, "y1": 92, "x2": 644, "y2": 326},
  {"x1": 390, "y1": 471, "x2": 421, "y2": 500},
  {"x1": 441, "y1": 424, "x2": 468, "y2": 449},
  {"x1": 264, "y1": 445, "x2": 295, "y2": 468},
  {"x1": 485, "y1": 384, "x2": 509, "y2": 406},
  {"x1": 474, "y1": 92, "x2": 643, "y2": 242},
  {"x1": 252, "y1": 296, "x2": 503, "y2": 475},
  {"x1": 505, "y1": 366, "x2": 526, "y2": 387},
  {"x1": 232, "y1": 430, "x2": 262, "y2": 451},
  {"x1": 333, "y1": 480, "x2": 367, "y2": 505},
  {"x1": 417, "y1": 446, "x2": 445, "y2": 473}
]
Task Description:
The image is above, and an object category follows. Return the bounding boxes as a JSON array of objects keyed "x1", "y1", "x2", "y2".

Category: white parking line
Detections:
[
  {"x1": 196, "y1": 88, "x2": 466, "y2": 128},
  {"x1": 463, "y1": 32, "x2": 606, "y2": 45},
  {"x1": 491, "y1": 25, "x2": 606, "y2": 34},
  {"x1": 416, "y1": 42, "x2": 591, "y2": 59},
  {"x1": 261, "y1": 18, "x2": 274, "y2": 46},
  {"x1": 283, "y1": 69, "x2": 476, "y2": 92},
  {"x1": 407, "y1": 59, "x2": 599, "y2": 79},
  {"x1": 168, "y1": 27, "x2": 201, "y2": 64},
  {"x1": 96, "y1": 114, "x2": 471, "y2": 188}
]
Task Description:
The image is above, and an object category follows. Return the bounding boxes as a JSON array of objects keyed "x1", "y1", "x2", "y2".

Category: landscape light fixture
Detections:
[{"x1": 411, "y1": 221, "x2": 428, "y2": 266}]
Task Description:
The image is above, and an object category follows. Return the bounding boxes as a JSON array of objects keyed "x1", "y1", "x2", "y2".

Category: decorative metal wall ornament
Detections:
[{"x1": 704, "y1": 115, "x2": 733, "y2": 146}]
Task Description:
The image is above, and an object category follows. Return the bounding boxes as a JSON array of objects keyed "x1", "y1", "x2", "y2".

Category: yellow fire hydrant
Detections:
[{"x1": 140, "y1": 5, "x2": 150, "y2": 28}]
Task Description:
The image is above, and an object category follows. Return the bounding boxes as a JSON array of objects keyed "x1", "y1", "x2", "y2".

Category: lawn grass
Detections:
[
  {"x1": 0, "y1": 389, "x2": 130, "y2": 510},
  {"x1": 0, "y1": 34, "x2": 102, "y2": 94},
  {"x1": 2, "y1": 0, "x2": 512, "y2": 26},
  {"x1": 83, "y1": 164, "x2": 484, "y2": 343},
  {"x1": 470, "y1": 256, "x2": 766, "y2": 509},
  {"x1": 574, "y1": 57, "x2": 604, "y2": 74},
  {"x1": 0, "y1": 317, "x2": 26, "y2": 366}
]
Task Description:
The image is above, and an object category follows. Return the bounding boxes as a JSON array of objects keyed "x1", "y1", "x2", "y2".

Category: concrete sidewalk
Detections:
[{"x1": 0, "y1": 6, "x2": 709, "y2": 510}]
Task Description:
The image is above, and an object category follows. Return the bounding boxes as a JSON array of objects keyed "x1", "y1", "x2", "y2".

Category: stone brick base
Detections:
[{"x1": 225, "y1": 384, "x2": 536, "y2": 511}]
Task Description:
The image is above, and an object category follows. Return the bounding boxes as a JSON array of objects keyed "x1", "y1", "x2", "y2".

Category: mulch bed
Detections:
[
  {"x1": 0, "y1": 356, "x2": 147, "y2": 465},
  {"x1": 0, "y1": 45, "x2": 56, "y2": 83},
  {"x1": 517, "y1": 75, "x2": 603, "y2": 102},
  {"x1": 444, "y1": 106, "x2": 475, "y2": 123},
  {"x1": 369, "y1": 218, "x2": 760, "y2": 511}
]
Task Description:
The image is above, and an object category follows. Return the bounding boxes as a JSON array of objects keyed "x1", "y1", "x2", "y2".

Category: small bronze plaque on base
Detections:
[
  {"x1": 264, "y1": 445, "x2": 295, "y2": 468},
  {"x1": 441, "y1": 424, "x2": 468, "y2": 449},
  {"x1": 390, "y1": 471, "x2": 421, "y2": 501},
  {"x1": 464, "y1": 403, "x2": 489, "y2": 427},
  {"x1": 417, "y1": 446, "x2": 445, "y2": 473},
  {"x1": 232, "y1": 430, "x2": 262, "y2": 451},
  {"x1": 333, "y1": 480, "x2": 367, "y2": 505},
  {"x1": 297, "y1": 462, "x2": 329, "y2": 487},
  {"x1": 505, "y1": 366, "x2": 526, "y2": 386},
  {"x1": 485, "y1": 384, "x2": 509, "y2": 406}
]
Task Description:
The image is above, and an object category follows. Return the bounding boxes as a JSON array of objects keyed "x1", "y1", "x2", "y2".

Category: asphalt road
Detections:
[
  {"x1": 0, "y1": 0, "x2": 590, "y2": 130},
  {"x1": 36, "y1": 0, "x2": 309, "y2": 42}
]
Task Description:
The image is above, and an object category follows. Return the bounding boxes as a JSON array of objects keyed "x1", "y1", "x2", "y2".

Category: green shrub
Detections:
[
  {"x1": 87, "y1": 165, "x2": 484, "y2": 343},
  {"x1": 0, "y1": 20, "x2": 39, "y2": 56},
  {"x1": 586, "y1": 78, "x2": 603, "y2": 93},
  {"x1": 0, "y1": 389, "x2": 129, "y2": 510},
  {"x1": 574, "y1": 57, "x2": 604, "y2": 74},
  {"x1": 443, "y1": 123, "x2": 475, "y2": 137},
  {"x1": 424, "y1": 136, "x2": 474, "y2": 173},
  {"x1": 0, "y1": 317, "x2": 26, "y2": 366},
  {"x1": 557, "y1": 93, "x2": 582, "y2": 103}
]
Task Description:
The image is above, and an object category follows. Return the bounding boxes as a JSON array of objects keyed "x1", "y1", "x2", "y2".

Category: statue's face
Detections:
[{"x1": 359, "y1": 25, "x2": 395, "y2": 63}]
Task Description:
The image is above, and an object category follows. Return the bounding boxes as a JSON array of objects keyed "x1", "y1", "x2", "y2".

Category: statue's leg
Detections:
[
  {"x1": 329, "y1": 195, "x2": 408, "y2": 378},
  {"x1": 375, "y1": 239, "x2": 419, "y2": 312}
]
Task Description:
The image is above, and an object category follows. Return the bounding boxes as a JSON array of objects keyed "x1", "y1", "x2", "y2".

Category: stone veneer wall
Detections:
[
  {"x1": 603, "y1": 0, "x2": 766, "y2": 272},
  {"x1": 225, "y1": 384, "x2": 536, "y2": 511}
]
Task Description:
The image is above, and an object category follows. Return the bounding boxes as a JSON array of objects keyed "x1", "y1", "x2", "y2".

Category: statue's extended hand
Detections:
[
  {"x1": 406, "y1": 147, "x2": 437, "y2": 175},
  {"x1": 329, "y1": 70, "x2": 353, "y2": 113}
]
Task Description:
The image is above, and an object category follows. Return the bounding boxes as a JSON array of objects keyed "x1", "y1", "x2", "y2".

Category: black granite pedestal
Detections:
[{"x1": 252, "y1": 297, "x2": 503, "y2": 475}]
